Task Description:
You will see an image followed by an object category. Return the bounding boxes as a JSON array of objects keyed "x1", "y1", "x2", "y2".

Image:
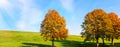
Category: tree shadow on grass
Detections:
[
  {"x1": 113, "y1": 43, "x2": 120, "y2": 47},
  {"x1": 60, "y1": 40, "x2": 120, "y2": 47},
  {"x1": 21, "y1": 42, "x2": 54, "y2": 47},
  {"x1": 60, "y1": 40, "x2": 95, "y2": 47}
]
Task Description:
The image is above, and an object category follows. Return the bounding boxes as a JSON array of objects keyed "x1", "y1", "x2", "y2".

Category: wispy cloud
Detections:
[
  {"x1": 0, "y1": 0, "x2": 14, "y2": 18},
  {"x1": 0, "y1": 0, "x2": 42, "y2": 31},
  {"x1": 16, "y1": 0, "x2": 42, "y2": 31},
  {"x1": 0, "y1": 0, "x2": 12, "y2": 8},
  {"x1": 0, "y1": 0, "x2": 12, "y2": 29},
  {"x1": 60, "y1": 0, "x2": 74, "y2": 12}
]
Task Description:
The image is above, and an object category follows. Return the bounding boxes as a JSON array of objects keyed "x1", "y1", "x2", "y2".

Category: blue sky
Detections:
[{"x1": 0, "y1": 0, "x2": 120, "y2": 35}]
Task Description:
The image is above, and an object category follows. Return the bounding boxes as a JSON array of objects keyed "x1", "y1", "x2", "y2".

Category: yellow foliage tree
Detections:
[
  {"x1": 108, "y1": 12, "x2": 119, "y2": 45},
  {"x1": 81, "y1": 9, "x2": 113, "y2": 47},
  {"x1": 40, "y1": 9, "x2": 68, "y2": 47}
]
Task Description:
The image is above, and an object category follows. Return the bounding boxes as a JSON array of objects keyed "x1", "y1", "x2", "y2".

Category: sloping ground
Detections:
[{"x1": 0, "y1": 30, "x2": 120, "y2": 47}]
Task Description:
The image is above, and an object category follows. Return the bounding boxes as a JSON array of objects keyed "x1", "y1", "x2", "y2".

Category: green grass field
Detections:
[{"x1": 0, "y1": 30, "x2": 120, "y2": 47}]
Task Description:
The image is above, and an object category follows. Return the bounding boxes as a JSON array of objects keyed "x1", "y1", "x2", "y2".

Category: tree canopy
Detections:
[
  {"x1": 81, "y1": 9, "x2": 114, "y2": 47},
  {"x1": 40, "y1": 9, "x2": 68, "y2": 47}
]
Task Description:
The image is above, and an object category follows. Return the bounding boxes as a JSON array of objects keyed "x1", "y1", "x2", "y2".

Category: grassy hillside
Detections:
[{"x1": 0, "y1": 30, "x2": 120, "y2": 47}]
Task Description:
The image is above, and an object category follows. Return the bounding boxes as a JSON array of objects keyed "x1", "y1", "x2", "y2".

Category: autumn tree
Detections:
[
  {"x1": 116, "y1": 18, "x2": 120, "y2": 39},
  {"x1": 40, "y1": 9, "x2": 68, "y2": 47},
  {"x1": 108, "y1": 12, "x2": 119, "y2": 45},
  {"x1": 81, "y1": 9, "x2": 113, "y2": 47}
]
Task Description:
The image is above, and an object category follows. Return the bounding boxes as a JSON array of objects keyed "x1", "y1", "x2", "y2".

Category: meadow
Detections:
[{"x1": 0, "y1": 30, "x2": 120, "y2": 47}]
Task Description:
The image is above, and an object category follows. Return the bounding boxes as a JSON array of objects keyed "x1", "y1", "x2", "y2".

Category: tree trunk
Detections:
[
  {"x1": 111, "y1": 37, "x2": 114, "y2": 45},
  {"x1": 102, "y1": 38, "x2": 105, "y2": 47},
  {"x1": 52, "y1": 38, "x2": 54, "y2": 47},
  {"x1": 96, "y1": 38, "x2": 99, "y2": 47}
]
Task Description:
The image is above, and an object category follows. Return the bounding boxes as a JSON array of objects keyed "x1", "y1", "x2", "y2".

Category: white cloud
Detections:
[
  {"x1": 0, "y1": 0, "x2": 11, "y2": 8},
  {"x1": 60, "y1": 0, "x2": 74, "y2": 12},
  {"x1": 16, "y1": 0, "x2": 42, "y2": 31},
  {"x1": 0, "y1": 0, "x2": 15, "y2": 18},
  {"x1": 0, "y1": 0, "x2": 42, "y2": 32},
  {"x1": 0, "y1": 0, "x2": 12, "y2": 29},
  {"x1": 16, "y1": 21, "x2": 26, "y2": 29}
]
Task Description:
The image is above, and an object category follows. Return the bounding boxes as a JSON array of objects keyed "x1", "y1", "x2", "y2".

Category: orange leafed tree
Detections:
[
  {"x1": 108, "y1": 12, "x2": 119, "y2": 45},
  {"x1": 117, "y1": 18, "x2": 120, "y2": 39},
  {"x1": 81, "y1": 9, "x2": 113, "y2": 47},
  {"x1": 40, "y1": 9, "x2": 68, "y2": 47}
]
